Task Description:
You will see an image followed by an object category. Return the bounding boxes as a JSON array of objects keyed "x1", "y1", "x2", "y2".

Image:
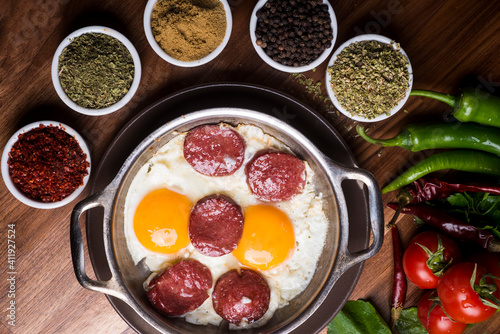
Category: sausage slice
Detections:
[
  {"x1": 183, "y1": 125, "x2": 245, "y2": 176},
  {"x1": 212, "y1": 269, "x2": 271, "y2": 325},
  {"x1": 246, "y1": 151, "x2": 306, "y2": 202},
  {"x1": 147, "y1": 259, "x2": 212, "y2": 316},
  {"x1": 189, "y1": 194, "x2": 244, "y2": 257}
]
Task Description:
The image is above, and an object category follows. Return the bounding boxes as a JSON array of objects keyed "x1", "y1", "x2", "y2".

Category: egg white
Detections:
[{"x1": 124, "y1": 123, "x2": 329, "y2": 329}]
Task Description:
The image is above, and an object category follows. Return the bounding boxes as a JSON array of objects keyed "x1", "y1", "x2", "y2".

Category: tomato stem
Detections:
[
  {"x1": 418, "y1": 235, "x2": 454, "y2": 277},
  {"x1": 471, "y1": 264, "x2": 500, "y2": 309}
]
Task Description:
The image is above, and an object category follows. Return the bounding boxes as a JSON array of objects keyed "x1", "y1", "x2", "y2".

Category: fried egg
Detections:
[{"x1": 123, "y1": 123, "x2": 328, "y2": 329}]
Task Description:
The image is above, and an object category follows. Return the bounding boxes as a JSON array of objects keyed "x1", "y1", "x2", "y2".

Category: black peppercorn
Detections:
[{"x1": 255, "y1": 0, "x2": 333, "y2": 67}]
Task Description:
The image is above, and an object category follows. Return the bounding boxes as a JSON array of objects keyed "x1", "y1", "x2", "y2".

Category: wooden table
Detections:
[{"x1": 1, "y1": 0, "x2": 499, "y2": 333}]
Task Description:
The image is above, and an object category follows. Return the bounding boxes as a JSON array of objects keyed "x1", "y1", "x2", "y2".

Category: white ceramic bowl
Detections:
[
  {"x1": 325, "y1": 34, "x2": 413, "y2": 122},
  {"x1": 51, "y1": 26, "x2": 142, "y2": 116},
  {"x1": 1, "y1": 121, "x2": 91, "y2": 209},
  {"x1": 143, "y1": 0, "x2": 232, "y2": 67},
  {"x1": 250, "y1": 0, "x2": 338, "y2": 73}
]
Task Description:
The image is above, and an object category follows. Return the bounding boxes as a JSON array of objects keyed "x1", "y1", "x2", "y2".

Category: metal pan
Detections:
[{"x1": 70, "y1": 107, "x2": 383, "y2": 333}]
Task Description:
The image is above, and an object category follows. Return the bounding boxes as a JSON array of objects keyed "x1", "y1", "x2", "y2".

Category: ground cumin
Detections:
[{"x1": 151, "y1": 0, "x2": 227, "y2": 62}]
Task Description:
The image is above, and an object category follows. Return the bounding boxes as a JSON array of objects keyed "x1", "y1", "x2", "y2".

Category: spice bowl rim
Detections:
[
  {"x1": 51, "y1": 25, "x2": 142, "y2": 116},
  {"x1": 1, "y1": 121, "x2": 92, "y2": 209},
  {"x1": 325, "y1": 34, "x2": 413, "y2": 123},
  {"x1": 249, "y1": 0, "x2": 338, "y2": 74},
  {"x1": 143, "y1": 0, "x2": 233, "y2": 67}
]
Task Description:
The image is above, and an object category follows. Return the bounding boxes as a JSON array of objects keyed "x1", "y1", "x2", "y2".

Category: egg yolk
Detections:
[
  {"x1": 233, "y1": 205, "x2": 295, "y2": 270},
  {"x1": 134, "y1": 188, "x2": 191, "y2": 254}
]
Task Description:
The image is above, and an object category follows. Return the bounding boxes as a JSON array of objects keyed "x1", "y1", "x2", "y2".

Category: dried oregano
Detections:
[
  {"x1": 328, "y1": 40, "x2": 410, "y2": 119},
  {"x1": 58, "y1": 32, "x2": 134, "y2": 109}
]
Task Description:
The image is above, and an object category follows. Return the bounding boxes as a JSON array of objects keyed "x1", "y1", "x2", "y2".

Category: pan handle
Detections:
[
  {"x1": 70, "y1": 190, "x2": 130, "y2": 302},
  {"x1": 325, "y1": 158, "x2": 384, "y2": 277}
]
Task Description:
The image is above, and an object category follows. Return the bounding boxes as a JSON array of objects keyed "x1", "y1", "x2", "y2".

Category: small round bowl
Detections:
[
  {"x1": 51, "y1": 26, "x2": 142, "y2": 116},
  {"x1": 250, "y1": 0, "x2": 338, "y2": 73},
  {"x1": 325, "y1": 34, "x2": 413, "y2": 122},
  {"x1": 143, "y1": 0, "x2": 232, "y2": 67},
  {"x1": 1, "y1": 121, "x2": 91, "y2": 209}
]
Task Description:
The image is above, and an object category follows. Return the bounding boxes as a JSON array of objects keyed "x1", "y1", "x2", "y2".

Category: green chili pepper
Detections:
[
  {"x1": 356, "y1": 122, "x2": 500, "y2": 155},
  {"x1": 410, "y1": 88, "x2": 500, "y2": 128},
  {"x1": 382, "y1": 150, "x2": 500, "y2": 194}
]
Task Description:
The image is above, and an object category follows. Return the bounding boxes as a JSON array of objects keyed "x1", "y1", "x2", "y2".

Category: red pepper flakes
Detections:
[{"x1": 8, "y1": 124, "x2": 90, "y2": 203}]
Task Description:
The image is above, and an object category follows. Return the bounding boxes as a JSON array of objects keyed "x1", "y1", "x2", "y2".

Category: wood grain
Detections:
[{"x1": 1, "y1": 0, "x2": 499, "y2": 333}]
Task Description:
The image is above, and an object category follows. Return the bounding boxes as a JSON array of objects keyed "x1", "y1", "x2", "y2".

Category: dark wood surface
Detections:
[{"x1": 1, "y1": 1, "x2": 499, "y2": 333}]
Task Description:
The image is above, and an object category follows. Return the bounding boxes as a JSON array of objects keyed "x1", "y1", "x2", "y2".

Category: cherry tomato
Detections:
[
  {"x1": 437, "y1": 262, "x2": 500, "y2": 324},
  {"x1": 417, "y1": 290, "x2": 467, "y2": 334},
  {"x1": 403, "y1": 231, "x2": 462, "y2": 289}
]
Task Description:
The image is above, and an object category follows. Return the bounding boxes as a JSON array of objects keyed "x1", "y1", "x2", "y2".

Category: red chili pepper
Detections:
[
  {"x1": 387, "y1": 203, "x2": 500, "y2": 252},
  {"x1": 386, "y1": 178, "x2": 500, "y2": 228},
  {"x1": 390, "y1": 225, "x2": 407, "y2": 328},
  {"x1": 401, "y1": 178, "x2": 500, "y2": 204}
]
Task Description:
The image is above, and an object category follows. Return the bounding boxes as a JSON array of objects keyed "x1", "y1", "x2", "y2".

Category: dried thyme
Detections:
[
  {"x1": 292, "y1": 73, "x2": 325, "y2": 101},
  {"x1": 58, "y1": 32, "x2": 135, "y2": 109},
  {"x1": 327, "y1": 40, "x2": 409, "y2": 119},
  {"x1": 291, "y1": 73, "x2": 337, "y2": 114}
]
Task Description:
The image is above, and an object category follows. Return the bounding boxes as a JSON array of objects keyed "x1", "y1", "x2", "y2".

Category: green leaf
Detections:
[
  {"x1": 432, "y1": 192, "x2": 500, "y2": 239},
  {"x1": 477, "y1": 194, "x2": 500, "y2": 216},
  {"x1": 327, "y1": 300, "x2": 391, "y2": 334},
  {"x1": 446, "y1": 193, "x2": 500, "y2": 221},
  {"x1": 446, "y1": 193, "x2": 470, "y2": 208},
  {"x1": 395, "y1": 307, "x2": 427, "y2": 334}
]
